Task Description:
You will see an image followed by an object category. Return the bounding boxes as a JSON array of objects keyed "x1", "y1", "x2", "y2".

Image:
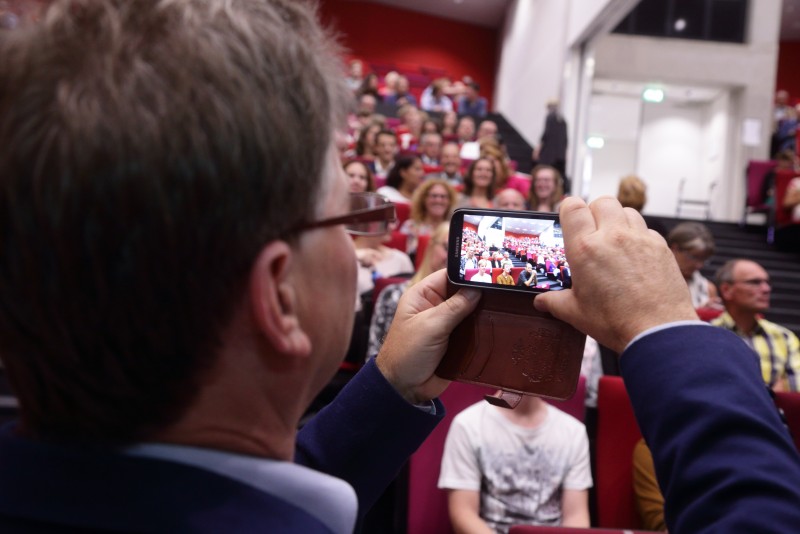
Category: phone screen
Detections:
[{"x1": 447, "y1": 208, "x2": 571, "y2": 293}]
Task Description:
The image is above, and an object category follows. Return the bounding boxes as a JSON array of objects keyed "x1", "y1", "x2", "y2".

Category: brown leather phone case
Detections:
[{"x1": 436, "y1": 282, "x2": 585, "y2": 408}]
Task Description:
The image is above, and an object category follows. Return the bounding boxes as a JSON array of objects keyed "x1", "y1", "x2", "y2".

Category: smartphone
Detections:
[{"x1": 447, "y1": 208, "x2": 571, "y2": 294}]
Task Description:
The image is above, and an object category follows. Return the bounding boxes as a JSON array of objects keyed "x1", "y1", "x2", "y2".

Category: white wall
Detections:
[
  {"x1": 495, "y1": 0, "x2": 570, "y2": 146},
  {"x1": 494, "y1": 0, "x2": 637, "y2": 151},
  {"x1": 590, "y1": 0, "x2": 782, "y2": 220},
  {"x1": 584, "y1": 93, "x2": 641, "y2": 200},
  {"x1": 637, "y1": 101, "x2": 705, "y2": 217}
]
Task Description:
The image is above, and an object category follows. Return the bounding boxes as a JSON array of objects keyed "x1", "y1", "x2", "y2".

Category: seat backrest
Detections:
[
  {"x1": 596, "y1": 376, "x2": 643, "y2": 529},
  {"x1": 775, "y1": 169, "x2": 799, "y2": 227},
  {"x1": 415, "y1": 234, "x2": 431, "y2": 271},
  {"x1": 407, "y1": 382, "x2": 493, "y2": 534},
  {"x1": 384, "y1": 231, "x2": 408, "y2": 252},
  {"x1": 745, "y1": 159, "x2": 776, "y2": 207},
  {"x1": 774, "y1": 391, "x2": 800, "y2": 452},
  {"x1": 393, "y1": 202, "x2": 411, "y2": 227}
]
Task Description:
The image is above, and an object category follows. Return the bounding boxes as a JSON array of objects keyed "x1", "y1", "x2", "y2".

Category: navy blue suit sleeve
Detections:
[
  {"x1": 295, "y1": 358, "x2": 443, "y2": 519},
  {"x1": 621, "y1": 325, "x2": 800, "y2": 533}
]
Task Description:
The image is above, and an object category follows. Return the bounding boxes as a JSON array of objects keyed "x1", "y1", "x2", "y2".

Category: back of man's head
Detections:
[{"x1": 0, "y1": 0, "x2": 349, "y2": 444}]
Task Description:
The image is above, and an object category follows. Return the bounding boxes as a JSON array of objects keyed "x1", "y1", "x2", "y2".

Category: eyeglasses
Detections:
[
  {"x1": 427, "y1": 193, "x2": 449, "y2": 200},
  {"x1": 732, "y1": 278, "x2": 771, "y2": 287},
  {"x1": 293, "y1": 192, "x2": 396, "y2": 237}
]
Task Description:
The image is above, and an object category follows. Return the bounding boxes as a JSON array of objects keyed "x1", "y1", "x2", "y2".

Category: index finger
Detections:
[
  {"x1": 589, "y1": 196, "x2": 629, "y2": 231},
  {"x1": 558, "y1": 196, "x2": 596, "y2": 253}
]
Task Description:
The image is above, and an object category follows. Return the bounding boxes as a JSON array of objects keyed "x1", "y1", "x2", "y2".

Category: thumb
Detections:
[
  {"x1": 431, "y1": 287, "x2": 481, "y2": 332},
  {"x1": 534, "y1": 289, "x2": 580, "y2": 325}
]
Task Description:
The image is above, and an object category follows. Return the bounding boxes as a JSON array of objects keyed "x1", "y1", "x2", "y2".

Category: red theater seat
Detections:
[{"x1": 596, "y1": 376, "x2": 643, "y2": 529}]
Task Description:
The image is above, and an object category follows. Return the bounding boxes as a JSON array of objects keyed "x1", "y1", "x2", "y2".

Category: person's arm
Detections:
[
  {"x1": 448, "y1": 489, "x2": 493, "y2": 534},
  {"x1": 783, "y1": 179, "x2": 800, "y2": 208},
  {"x1": 561, "y1": 489, "x2": 590, "y2": 527},
  {"x1": 534, "y1": 197, "x2": 800, "y2": 532},
  {"x1": 297, "y1": 270, "x2": 480, "y2": 517}
]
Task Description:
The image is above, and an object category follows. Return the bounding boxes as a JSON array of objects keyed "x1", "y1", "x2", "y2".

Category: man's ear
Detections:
[
  {"x1": 719, "y1": 281, "x2": 734, "y2": 303},
  {"x1": 249, "y1": 241, "x2": 312, "y2": 359}
]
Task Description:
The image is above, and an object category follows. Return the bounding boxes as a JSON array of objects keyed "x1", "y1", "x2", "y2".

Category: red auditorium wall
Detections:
[
  {"x1": 318, "y1": 0, "x2": 498, "y2": 108},
  {"x1": 776, "y1": 41, "x2": 800, "y2": 101}
]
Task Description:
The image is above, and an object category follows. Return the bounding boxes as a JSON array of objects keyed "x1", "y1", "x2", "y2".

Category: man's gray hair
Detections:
[{"x1": 0, "y1": 0, "x2": 351, "y2": 443}]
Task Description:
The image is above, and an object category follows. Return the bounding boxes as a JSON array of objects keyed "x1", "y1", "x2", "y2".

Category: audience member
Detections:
[
  {"x1": 377, "y1": 153, "x2": 424, "y2": 204},
  {"x1": 494, "y1": 188, "x2": 527, "y2": 210},
  {"x1": 469, "y1": 259, "x2": 493, "y2": 283},
  {"x1": 439, "y1": 394, "x2": 592, "y2": 532},
  {"x1": 666, "y1": 222, "x2": 719, "y2": 309},
  {"x1": 632, "y1": 439, "x2": 667, "y2": 532},
  {"x1": 529, "y1": 164, "x2": 564, "y2": 212},
  {"x1": 534, "y1": 100, "x2": 569, "y2": 189},
  {"x1": 456, "y1": 81, "x2": 488, "y2": 118},
  {"x1": 456, "y1": 115, "x2": 477, "y2": 145},
  {"x1": 461, "y1": 119, "x2": 499, "y2": 159},
  {"x1": 397, "y1": 104, "x2": 424, "y2": 145},
  {"x1": 385, "y1": 75, "x2": 418, "y2": 108},
  {"x1": 419, "y1": 132, "x2": 443, "y2": 166},
  {"x1": 460, "y1": 246, "x2": 478, "y2": 277},
  {"x1": 370, "y1": 129, "x2": 398, "y2": 180},
  {"x1": 421, "y1": 78, "x2": 454, "y2": 113},
  {"x1": 517, "y1": 262, "x2": 537, "y2": 288},
  {"x1": 399, "y1": 179, "x2": 456, "y2": 257},
  {"x1": 712, "y1": 259, "x2": 800, "y2": 392},
  {"x1": 355, "y1": 120, "x2": 384, "y2": 160},
  {"x1": 357, "y1": 92, "x2": 378, "y2": 116},
  {"x1": 368, "y1": 223, "x2": 450, "y2": 356},
  {"x1": 344, "y1": 160, "x2": 376, "y2": 193},
  {"x1": 422, "y1": 118, "x2": 441, "y2": 135},
  {"x1": 355, "y1": 219, "x2": 415, "y2": 299},
  {"x1": 458, "y1": 157, "x2": 496, "y2": 209},
  {"x1": 496, "y1": 261, "x2": 515, "y2": 285},
  {"x1": 345, "y1": 58, "x2": 364, "y2": 92},
  {"x1": 357, "y1": 72, "x2": 382, "y2": 101},
  {"x1": 617, "y1": 174, "x2": 668, "y2": 237},
  {"x1": 426, "y1": 142, "x2": 464, "y2": 187},
  {"x1": 380, "y1": 70, "x2": 399, "y2": 100},
  {"x1": 783, "y1": 172, "x2": 800, "y2": 221},
  {"x1": 442, "y1": 110, "x2": 459, "y2": 137},
  {"x1": 617, "y1": 175, "x2": 647, "y2": 212}
]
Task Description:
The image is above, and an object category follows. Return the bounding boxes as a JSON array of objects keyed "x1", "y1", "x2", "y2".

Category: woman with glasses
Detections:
[
  {"x1": 377, "y1": 154, "x2": 425, "y2": 204},
  {"x1": 667, "y1": 222, "x2": 720, "y2": 309},
  {"x1": 399, "y1": 179, "x2": 457, "y2": 258},
  {"x1": 367, "y1": 223, "x2": 450, "y2": 358}
]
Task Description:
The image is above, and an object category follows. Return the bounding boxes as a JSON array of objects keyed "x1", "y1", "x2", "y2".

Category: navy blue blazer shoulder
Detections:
[
  {"x1": 621, "y1": 324, "x2": 800, "y2": 533},
  {"x1": 0, "y1": 358, "x2": 443, "y2": 532}
]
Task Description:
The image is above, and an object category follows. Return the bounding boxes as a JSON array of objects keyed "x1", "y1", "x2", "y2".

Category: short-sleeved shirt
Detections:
[{"x1": 439, "y1": 402, "x2": 592, "y2": 532}]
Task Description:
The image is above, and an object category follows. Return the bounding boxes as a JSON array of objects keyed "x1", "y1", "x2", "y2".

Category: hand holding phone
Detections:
[{"x1": 436, "y1": 208, "x2": 585, "y2": 406}]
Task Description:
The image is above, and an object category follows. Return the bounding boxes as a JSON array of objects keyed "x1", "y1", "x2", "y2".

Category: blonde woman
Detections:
[{"x1": 399, "y1": 179, "x2": 457, "y2": 256}]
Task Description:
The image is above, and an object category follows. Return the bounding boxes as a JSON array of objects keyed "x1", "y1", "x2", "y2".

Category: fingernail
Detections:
[{"x1": 462, "y1": 289, "x2": 481, "y2": 302}]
